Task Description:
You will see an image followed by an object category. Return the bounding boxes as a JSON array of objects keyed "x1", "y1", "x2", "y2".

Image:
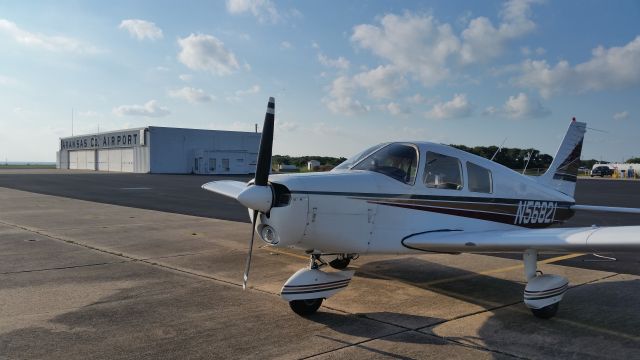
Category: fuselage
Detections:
[{"x1": 257, "y1": 142, "x2": 575, "y2": 254}]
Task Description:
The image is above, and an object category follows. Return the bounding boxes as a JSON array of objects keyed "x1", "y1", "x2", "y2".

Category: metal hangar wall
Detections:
[{"x1": 57, "y1": 126, "x2": 260, "y2": 174}]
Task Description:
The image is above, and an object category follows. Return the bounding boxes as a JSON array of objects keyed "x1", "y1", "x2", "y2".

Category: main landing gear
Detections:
[
  {"x1": 523, "y1": 249, "x2": 568, "y2": 319},
  {"x1": 280, "y1": 253, "x2": 356, "y2": 316}
]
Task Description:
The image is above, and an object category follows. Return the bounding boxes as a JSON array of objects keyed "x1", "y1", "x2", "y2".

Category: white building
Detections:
[{"x1": 57, "y1": 126, "x2": 260, "y2": 174}]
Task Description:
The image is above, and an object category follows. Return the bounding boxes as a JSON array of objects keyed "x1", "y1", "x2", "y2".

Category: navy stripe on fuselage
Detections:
[{"x1": 290, "y1": 190, "x2": 574, "y2": 206}]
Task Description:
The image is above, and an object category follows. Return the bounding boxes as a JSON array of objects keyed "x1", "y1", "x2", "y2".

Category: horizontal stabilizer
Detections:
[
  {"x1": 403, "y1": 226, "x2": 640, "y2": 253},
  {"x1": 201, "y1": 180, "x2": 247, "y2": 199},
  {"x1": 571, "y1": 204, "x2": 640, "y2": 214}
]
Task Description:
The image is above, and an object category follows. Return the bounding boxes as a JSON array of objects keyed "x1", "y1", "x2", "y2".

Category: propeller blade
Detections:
[
  {"x1": 243, "y1": 209, "x2": 259, "y2": 290},
  {"x1": 255, "y1": 97, "x2": 275, "y2": 186}
]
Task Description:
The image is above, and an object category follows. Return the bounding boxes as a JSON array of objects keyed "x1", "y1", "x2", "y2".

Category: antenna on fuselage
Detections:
[
  {"x1": 490, "y1": 137, "x2": 507, "y2": 161},
  {"x1": 522, "y1": 151, "x2": 536, "y2": 174}
]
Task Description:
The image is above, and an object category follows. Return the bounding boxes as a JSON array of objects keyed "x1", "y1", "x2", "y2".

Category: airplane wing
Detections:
[
  {"x1": 402, "y1": 226, "x2": 640, "y2": 253},
  {"x1": 201, "y1": 180, "x2": 247, "y2": 199}
]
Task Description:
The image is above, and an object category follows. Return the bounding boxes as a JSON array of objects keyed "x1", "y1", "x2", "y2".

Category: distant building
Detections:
[
  {"x1": 307, "y1": 160, "x2": 321, "y2": 171},
  {"x1": 56, "y1": 126, "x2": 260, "y2": 174},
  {"x1": 278, "y1": 164, "x2": 299, "y2": 172}
]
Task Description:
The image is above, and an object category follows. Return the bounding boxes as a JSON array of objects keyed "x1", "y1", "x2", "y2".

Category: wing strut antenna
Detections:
[{"x1": 490, "y1": 137, "x2": 507, "y2": 161}]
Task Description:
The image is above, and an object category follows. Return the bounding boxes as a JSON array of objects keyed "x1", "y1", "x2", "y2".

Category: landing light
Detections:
[{"x1": 260, "y1": 225, "x2": 278, "y2": 244}]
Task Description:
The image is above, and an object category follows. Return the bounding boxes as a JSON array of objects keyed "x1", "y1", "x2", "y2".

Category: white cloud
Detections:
[
  {"x1": 0, "y1": 19, "x2": 101, "y2": 54},
  {"x1": 351, "y1": 12, "x2": 460, "y2": 86},
  {"x1": 280, "y1": 41, "x2": 292, "y2": 49},
  {"x1": 177, "y1": 33, "x2": 240, "y2": 76},
  {"x1": 118, "y1": 19, "x2": 163, "y2": 41},
  {"x1": 208, "y1": 121, "x2": 254, "y2": 132},
  {"x1": 77, "y1": 110, "x2": 100, "y2": 117},
  {"x1": 278, "y1": 121, "x2": 299, "y2": 131},
  {"x1": 406, "y1": 93, "x2": 429, "y2": 104},
  {"x1": 317, "y1": 53, "x2": 350, "y2": 70},
  {"x1": 516, "y1": 36, "x2": 640, "y2": 98},
  {"x1": 350, "y1": 1, "x2": 539, "y2": 87},
  {"x1": 113, "y1": 100, "x2": 170, "y2": 117},
  {"x1": 179, "y1": 74, "x2": 193, "y2": 82},
  {"x1": 460, "y1": 0, "x2": 537, "y2": 64},
  {"x1": 0, "y1": 74, "x2": 18, "y2": 86},
  {"x1": 313, "y1": 122, "x2": 343, "y2": 136},
  {"x1": 613, "y1": 111, "x2": 629, "y2": 120},
  {"x1": 226, "y1": 85, "x2": 261, "y2": 102},
  {"x1": 235, "y1": 85, "x2": 260, "y2": 96},
  {"x1": 169, "y1": 87, "x2": 214, "y2": 103},
  {"x1": 353, "y1": 65, "x2": 407, "y2": 99},
  {"x1": 385, "y1": 102, "x2": 411, "y2": 116},
  {"x1": 426, "y1": 94, "x2": 472, "y2": 119},
  {"x1": 501, "y1": 92, "x2": 550, "y2": 118},
  {"x1": 226, "y1": 0, "x2": 280, "y2": 23},
  {"x1": 322, "y1": 76, "x2": 369, "y2": 116}
]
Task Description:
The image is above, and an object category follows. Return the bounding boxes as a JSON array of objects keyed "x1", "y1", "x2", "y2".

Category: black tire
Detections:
[
  {"x1": 531, "y1": 302, "x2": 559, "y2": 319},
  {"x1": 289, "y1": 298, "x2": 323, "y2": 316},
  {"x1": 329, "y1": 257, "x2": 351, "y2": 270}
]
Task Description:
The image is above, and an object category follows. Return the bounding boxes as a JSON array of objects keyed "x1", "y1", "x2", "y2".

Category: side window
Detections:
[
  {"x1": 424, "y1": 152, "x2": 463, "y2": 190},
  {"x1": 352, "y1": 143, "x2": 419, "y2": 184},
  {"x1": 467, "y1": 162, "x2": 492, "y2": 193}
]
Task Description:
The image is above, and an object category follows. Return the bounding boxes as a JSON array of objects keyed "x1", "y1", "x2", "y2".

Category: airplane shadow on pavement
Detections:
[{"x1": 304, "y1": 257, "x2": 640, "y2": 359}]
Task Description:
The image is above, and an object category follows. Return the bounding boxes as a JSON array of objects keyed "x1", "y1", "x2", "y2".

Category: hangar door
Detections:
[
  {"x1": 97, "y1": 148, "x2": 134, "y2": 172},
  {"x1": 68, "y1": 150, "x2": 96, "y2": 170}
]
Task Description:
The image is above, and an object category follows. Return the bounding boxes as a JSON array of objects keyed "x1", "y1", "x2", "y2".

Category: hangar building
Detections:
[{"x1": 56, "y1": 126, "x2": 260, "y2": 174}]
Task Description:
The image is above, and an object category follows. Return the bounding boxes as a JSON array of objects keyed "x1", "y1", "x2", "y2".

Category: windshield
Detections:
[
  {"x1": 351, "y1": 143, "x2": 419, "y2": 184},
  {"x1": 333, "y1": 143, "x2": 388, "y2": 170}
]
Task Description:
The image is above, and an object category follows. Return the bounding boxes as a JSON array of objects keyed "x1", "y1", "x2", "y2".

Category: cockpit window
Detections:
[
  {"x1": 352, "y1": 143, "x2": 418, "y2": 184},
  {"x1": 334, "y1": 143, "x2": 387, "y2": 170},
  {"x1": 424, "y1": 152, "x2": 463, "y2": 190}
]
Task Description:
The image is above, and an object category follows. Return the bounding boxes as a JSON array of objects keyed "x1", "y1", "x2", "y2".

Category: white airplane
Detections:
[{"x1": 203, "y1": 98, "x2": 640, "y2": 319}]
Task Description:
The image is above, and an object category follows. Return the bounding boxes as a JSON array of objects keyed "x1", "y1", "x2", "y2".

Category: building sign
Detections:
[{"x1": 60, "y1": 129, "x2": 145, "y2": 150}]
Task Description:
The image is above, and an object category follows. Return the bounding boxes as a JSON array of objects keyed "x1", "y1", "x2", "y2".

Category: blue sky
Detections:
[{"x1": 0, "y1": 0, "x2": 639, "y2": 162}]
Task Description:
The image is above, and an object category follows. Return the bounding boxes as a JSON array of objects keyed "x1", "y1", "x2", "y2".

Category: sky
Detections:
[{"x1": 0, "y1": 0, "x2": 639, "y2": 162}]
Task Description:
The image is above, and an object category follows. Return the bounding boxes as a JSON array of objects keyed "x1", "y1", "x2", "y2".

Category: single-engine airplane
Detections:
[{"x1": 203, "y1": 97, "x2": 640, "y2": 319}]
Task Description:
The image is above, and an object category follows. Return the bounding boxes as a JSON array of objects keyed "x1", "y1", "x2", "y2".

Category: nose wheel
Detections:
[
  {"x1": 289, "y1": 298, "x2": 323, "y2": 316},
  {"x1": 530, "y1": 302, "x2": 559, "y2": 319}
]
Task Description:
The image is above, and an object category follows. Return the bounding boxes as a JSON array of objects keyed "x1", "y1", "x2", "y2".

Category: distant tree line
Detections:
[
  {"x1": 272, "y1": 155, "x2": 347, "y2": 169},
  {"x1": 449, "y1": 145, "x2": 553, "y2": 170},
  {"x1": 273, "y1": 147, "x2": 636, "y2": 171}
]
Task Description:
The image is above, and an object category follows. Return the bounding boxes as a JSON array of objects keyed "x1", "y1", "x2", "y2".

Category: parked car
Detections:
[{"x1": 590, "y1": 166, "x2": 613, "y2": 177}]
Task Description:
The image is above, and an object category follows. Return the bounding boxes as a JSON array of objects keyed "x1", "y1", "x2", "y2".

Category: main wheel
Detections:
[
  {"x1": 329, "y1": 257, "x2": 351, "y2": 270},
  {"x1": 531, "y1": 302, "x2": 559, "y2": 319},
  {"x1": 289, "y1": 298, "x2": 323, "y2": 316}
]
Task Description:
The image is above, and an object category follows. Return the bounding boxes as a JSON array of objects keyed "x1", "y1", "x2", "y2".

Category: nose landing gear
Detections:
[
  {"x1": 281, "y1": 253, "x2": 355, "y2": 316},
  {"x1": 329, "y1": 253, "x2": 358, "y2": 270}
]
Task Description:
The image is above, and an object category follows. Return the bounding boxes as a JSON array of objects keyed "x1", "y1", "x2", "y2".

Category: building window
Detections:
[
  {"x1": 467, "y1": 162, "x2": 492, "y2": 193},
  {"x1": 424, "y1": 152, "x2": 463, "y2": 190},
  {"x1": 195, "y1": 158, "x2": 199, "y2": 171},
  {"x1": 209, "y1": 159, "x2": 216, "y2": 171}
]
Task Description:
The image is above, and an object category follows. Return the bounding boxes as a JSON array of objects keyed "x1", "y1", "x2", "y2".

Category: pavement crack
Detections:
[{"x1": 0, "y1": 260, "x2": 131, "y2": 275}]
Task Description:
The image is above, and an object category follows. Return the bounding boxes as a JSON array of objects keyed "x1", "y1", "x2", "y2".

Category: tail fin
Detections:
[{"x1": 537, "y1": 119, "x2": 586, "y2": 197}]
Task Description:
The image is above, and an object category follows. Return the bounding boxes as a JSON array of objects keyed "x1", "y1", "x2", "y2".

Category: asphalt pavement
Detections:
[{"x1": 0, "y1": 170, "x2": 638, "y2": 275}]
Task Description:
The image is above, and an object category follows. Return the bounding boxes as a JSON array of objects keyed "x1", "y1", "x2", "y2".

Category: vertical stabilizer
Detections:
[{"x1": 537, "y1": 119, "x2": 586, "y2": 197}]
